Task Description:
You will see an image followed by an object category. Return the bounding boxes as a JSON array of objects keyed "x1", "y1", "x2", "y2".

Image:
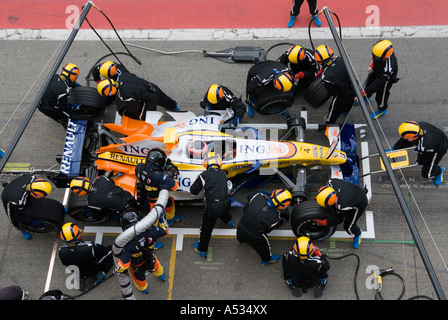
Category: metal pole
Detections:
[
  {"x1": 321, "y1": 6, "x2": 446, "y2": 300},
  {"x1": 0, "y1": 1, "x2": 94, "y2": 173}
]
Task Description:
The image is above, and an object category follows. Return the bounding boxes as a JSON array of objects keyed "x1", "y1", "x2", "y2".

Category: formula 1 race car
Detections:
[{"x1": 52, "y1": 86, "x2": 356, "y2": 239}]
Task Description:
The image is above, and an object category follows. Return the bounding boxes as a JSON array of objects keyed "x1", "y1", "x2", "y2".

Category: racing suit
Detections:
[
  {"x1": 365, "y1": 52, "x2": 399, "y2": 111},
  {"x1": 1, "y1": 174, "x2": 35, "y2": 228},
  {"x1": 237, "y1": 191, "x2": 289, "y2": 262},
  {"x1": 321, "y1": 56, "x2": 356, "y2": 124},
  {"x1": 116, "y1": 71, "x2": 178, "y2": 120},
  {"x1": 327, "y1": 179, "x2": 368, "y2": 237},
  {"x1": 87, "y1": 175, "x2": 137, "y2": 213},
  {"x1": 135, "y1": 162, "x2": 179, "y2": 221},
  {"x1": 200, "y1": 85, "x2": 247, "y2": 127},
  {"x1": 246, "y1": 60, "x2": 291, "y2": 105},
  {"x1": 59, "y1": 241, "x2": 113, "y2": 279},
  {"x1": 190, "y1": 164, "x2": 233, "y2": 252},
  {"x1": 393, "y1": 122, "x2": 448, "y2": 179},
  {"x1": 38, "y1": 74, "x2": 79, "y2": 126},
  {"x1": 115, "y1": 225, "x2": 167, "y2": 292},
  {"x1": 279, "y1": 47, "x2": 319, "y2": 85},
  {"x1": 282, "y1": 247, "x2": 330, "y2": 289}
]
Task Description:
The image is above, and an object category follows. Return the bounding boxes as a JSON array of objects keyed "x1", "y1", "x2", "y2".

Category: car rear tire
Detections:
[
  {"x1": 290, "y1": 200, "x2": 338, "y2": 241},
  {"x1": 19, "y1": 197, "x2": 65, "y2": 234}
]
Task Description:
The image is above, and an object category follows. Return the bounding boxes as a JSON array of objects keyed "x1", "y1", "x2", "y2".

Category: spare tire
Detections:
[
  {"x1": 68, "y1": 86, "x2": 108, "y2": 119},
  {"x1": 303, "y1": 76, "x2": 331, "y2": 108},
  {"x1": 290, "y1": 200, "x2": 339, "y2": 241},
  {"x1": 256, "y1": 85, "x2": 295, "y2": 115}
]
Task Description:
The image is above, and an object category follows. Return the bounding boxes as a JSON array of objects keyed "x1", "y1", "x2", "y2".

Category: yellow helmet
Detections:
[
  {"x1": 270, "y1": 189, "x2": 292, "y2": 210},
  {"x1": 314, "y1": 45, "x2": 334, "y2": 65},
  {"x1": 99, "y1": 61, "x2": 117, "y2": 78},
  {"x1": 206, "y1": 84, "x2": 224, "y2": 104},
  {"x1": 287, "y1": 45, "x2": 306, "y2": 64},
  {"x1": 26, "y1": 178, "x2": 52, "y2": 198},
  {"x1": 61, "y1": 63, "x2": 79, "y2": 83},
  {"x1": 293, "y1": 236, "x2": 314, "y2": 260},
  {"x1": 273, "y1": 72, "x2": 293, "y2": 92},
  {"x1": 97, "y1": 79, "x2": 118, "y2": 96},
  {"x1": 70, "y1": 176, "x2": 92, "y2": 196},
  {"x1": 398, "y1": 121, "x2": 421, "y2": 140},
  {"x1": 315, "y1": 186, "x2": 337, "y2": 207},
  {"x1": 203, "y1": 152, "x2": 222, "y2": 168},
  {"x1": 60, "y1": 222, "x2": 82, "y2": 242},
  {"x1": 372, "y1": 40, "x2": 393, "y2": 60}
]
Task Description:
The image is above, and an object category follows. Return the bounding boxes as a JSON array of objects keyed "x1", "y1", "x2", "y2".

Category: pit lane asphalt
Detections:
[{"x1": 0, "y1": 38, "x2": 447, "y2": 303}]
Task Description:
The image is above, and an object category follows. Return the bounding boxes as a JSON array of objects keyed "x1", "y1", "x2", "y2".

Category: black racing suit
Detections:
[
  {"x1": 116, "y1": 71, "x2": 177, "y2": 120},
  {"x1": 327, "y1": 179, "x2": 368, "y2": 237},
  {"x1": 289, "y1": 0, "x2": 318, "y2": 17},
  {"x1": 190, "y1": 165, "x2": 232, "y2": 252},
  {"x1": 278, "y1": 47, "x2": 318, "y2": 84},
  {"x1": 246, "y1": 60, "x2": 291, "y2": 105},
  {"x1": 237, "y1": 191, "x2": 289, "y2": 262},
  {"x1": 59, "y1": 240, "x2": 113, "y2": 278},
  {"x1": 393, "y1": 121, "x2": 448, "y2": 179},
  {"x1": 200, "y1": 85, "x2": 247, "y2": 123},
  {"x1": 87, "y1": 175, "x2": 137, "y2": 213},
  {"x1": 365, "y1": 53, "x2": 398, "y2": 111},
  {"x1": 38, "y1": 74, "x2": 78, "y2": 126},
  {"x1": 1, "y1": 174, "x2": 35, "y2": 228},
  {"x1": 321, "y1": 56, "x2": 356, "y2": 124},
  {"x1": 282, "y1": 249, "x2": 330, "y2": 289}
]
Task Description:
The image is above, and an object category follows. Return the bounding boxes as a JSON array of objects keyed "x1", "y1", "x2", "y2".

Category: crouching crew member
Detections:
[
  {"x1": 393, "y1": 121, "x2": 446, "y2": 186},
  {"x1": 237, "y1": 189, "x2": 291, "y2": 265},
  {"x1": 200, "y1": 84, "x2": 247, "y2": 128},
  {"x1": 282, "y1": 236, "x2": 330, "y2": 298},
  {"x1": 315, "y1": 179, "x2": 368, "y2": 248},
  {"x1": 59, "y1": 222, "x2": 114, "y2": 291}
]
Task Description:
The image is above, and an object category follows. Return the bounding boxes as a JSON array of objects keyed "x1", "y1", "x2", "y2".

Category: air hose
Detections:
[{"x1": 326, "y1": 253, "x2": 434, "y2": 300}]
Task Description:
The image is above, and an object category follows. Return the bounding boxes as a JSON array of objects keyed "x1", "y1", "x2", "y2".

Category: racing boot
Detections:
[
  {"x1": 353, "y1": 230, "x2": 362, "y2": 249},
  {"x1": 312, "y1": 14, "x2": 322, "y2": 27},
  {"x1": 94, "y1": 271, "x2": 106, "y2": 286},
  {"x1": 370, "y1": 109, "x2": 388, "y2": 120},
  {"x1": 314, "y1": 278, "x2": 327, "y2": 298},
  {"x1": 167, "y1": 214, "x2": 185, "y2": 225},
  {"x1": 158, "y1": 273, "x2": 166, "y2": 281},
  {"x1": 434, "y1": 166, "x2": 444, "y2": 186},
  {"x1": 247, "y1": 104, "x2": 255, "y2": 117},
  {"x1": 153, "y1": 242, "x2": 164, "y2": 250},
  {"x1": 288, "y1": 16, "x2": 296, "y2": 28},
  {"x1": 21, "y1": 230, "x2": 31, "y2": 240},
  {"x1": 227, "y1": 219, "x2": 234, "y2": 228},
  {"x1": 194, "y1": 242, "x2": 207, "y2": 259},
  {"x1": 261, "y1": 254, "x2": 280, "y2": 265}
]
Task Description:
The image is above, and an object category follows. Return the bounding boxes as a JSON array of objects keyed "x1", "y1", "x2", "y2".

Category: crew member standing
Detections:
[
  {"x1": 315, "y1": 179, "x2": 368, "y2": 248},
  {"x1": 190, "y1": 152, "x2": 233, "y2": 259},
  {"x1": 393, "y1": 121, "x2": 446, "y2": 186},
  {"x1": 282, "y1": 236, "x2": 330, "y2": 298},
  {"x1": 314, "y1": 45, "x2": 356, "y2": 124},
  {"x1": 200, "y1": 84, "x2": 247, "y2": 128},
  {"x1": 135, "y1": 148, "x2": 183, "y2": 224},
  {"x1": 237, "y1": 189, "x2": 291, "y2": 265},
  {"x1": 114, "y1": 211, "x2": 168, "y2": 294},
  {"x1": 364, "y1": 40, "x2": 399, "y2": 120},
  {"x1": 287, "y1": 0, "x2": 322, "y2": 28}
]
